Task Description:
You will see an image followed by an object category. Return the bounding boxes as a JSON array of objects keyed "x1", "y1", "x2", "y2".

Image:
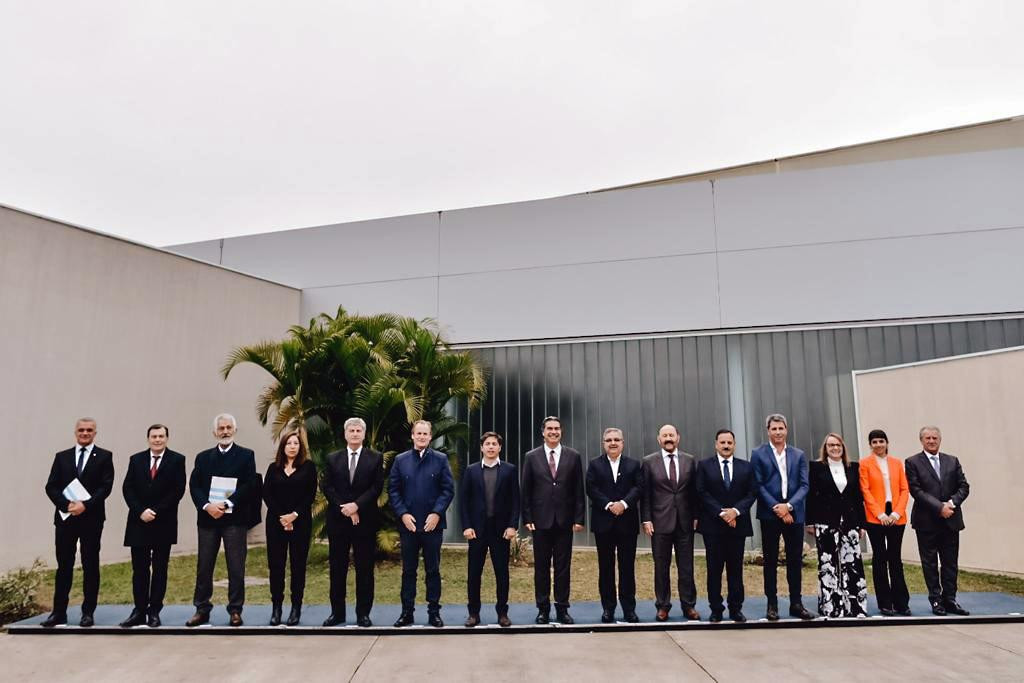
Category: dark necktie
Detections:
[
  {"x1": 548, "y1": 450, "x2": 557, "y2": 479},
  {"x1": 150, "y1": 454, "x2": 161, "y2": 480},
  {"x1": 77, "y1": 447, "x2": 87, "y2": 476},
  {"x1": 668, "y1": 453, "x2": 677, "y2": 488},
  {"x1": 722, "y1": 459, "x2": 731, "y2": 488},
  {"x1": 349, "y1": 451, "x2": 358, "y2": 483}
]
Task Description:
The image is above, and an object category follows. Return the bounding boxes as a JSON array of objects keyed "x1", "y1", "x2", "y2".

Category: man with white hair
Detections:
[{"x1": 185, "y1": 414, "x2": 257, "y2": 627}]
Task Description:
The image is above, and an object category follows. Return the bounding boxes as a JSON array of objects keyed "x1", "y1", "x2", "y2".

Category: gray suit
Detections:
[{"x1": 641, "y1": 450, "x2": 699, "y2": 612}]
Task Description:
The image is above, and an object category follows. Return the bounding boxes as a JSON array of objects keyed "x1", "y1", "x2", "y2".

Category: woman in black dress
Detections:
[
  {"x1": 264, "y1": 429, "x2": 317, "y2": 626},
  {"x1": 806, "y1": 432, "x2": 868, "y2": 617}
]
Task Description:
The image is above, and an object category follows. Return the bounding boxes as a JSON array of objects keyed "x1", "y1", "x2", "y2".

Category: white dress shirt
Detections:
[
  {"x1": 149, "y1": 449, "x2": 166, "y2": 474},
  {"x1": 828, "y1": 459, "x2": 847, "y2": 492},
  {"x1": 660, "y1": 449, "x2": 679, "y2": 479},
  {"x1": 875, "y1": 454, "x2": 900, "y2": 521},
  {"x1": 717, "y1": 454, "x2": 740, "y2": 517},
  {"x1": 604, "y1": 455, "x2": 629, "y2": 511},
  {"x1": 546, "y1": 443, "x2": 562, "y2": 471},
  {"x1": 771, "y1": 444, "x2": 789, "y2": 500}
]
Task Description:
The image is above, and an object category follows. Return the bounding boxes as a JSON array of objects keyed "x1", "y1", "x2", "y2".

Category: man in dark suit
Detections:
[
  {"x1": 119, "y1": 424, "x2": 186, "y2": 628},
  {"x1": 185, "y1": 413, "x2": 257, "y2": 627},
  {"x1": 389, "y1": 419, "x2": 455, "y2": 627},
  {"x1": 641, "y1": 424, "x2": 700, "y2": 621},
  {"x1": 459, "y1": 431, "x2": 520, "y2": 627},
  {"x1": 42, "y1": 417, "x2": 115, "y2": 628},
  {"x1": 906, "y1": 425, "x2": 971, "y2": 616},
  {"x1": 321, "y1": 416, "x2": 384, "y2": 627},
  {"x1": 751, "y1": 413, "x2": 814, "y2": 620},
  {"x1": 521, "y1": 415, "x2": 585, "y2": 625},
  {"x1": 585, "y1": 427, "x2": 642, "y2": 623},
  {"x1": 696, "y1": 429, "x2": 756, "y2": 623}
]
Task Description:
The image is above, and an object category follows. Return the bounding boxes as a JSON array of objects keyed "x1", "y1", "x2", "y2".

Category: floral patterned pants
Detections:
[{"x1": 813, "y1": 525, "x2": 868, "y2": 617}]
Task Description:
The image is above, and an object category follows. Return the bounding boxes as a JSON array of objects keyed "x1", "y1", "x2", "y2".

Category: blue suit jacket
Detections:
[
  {"x1": 459, "y1": 460, "x2": 520, "y2": 533},
  {"x1": 751, "y1": 443, "x2": 809, "y2": 524},
  {"x1": 388, "y1": 447, "x2": 455, "y2": 532}
]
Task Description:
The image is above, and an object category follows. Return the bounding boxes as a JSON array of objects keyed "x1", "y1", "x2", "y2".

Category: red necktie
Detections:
[
  {"x1": 548, "y1": 450, "x2": 557, "y2": 479},
  {"x1": 150, "y1": 455, "x2": 161, "y2": 480},
  {"x1": 668, "y1": 453, "x2": 677, "y2": 488}
]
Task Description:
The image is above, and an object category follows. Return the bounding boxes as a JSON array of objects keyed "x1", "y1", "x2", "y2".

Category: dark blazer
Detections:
[
  {"x1": 122, "y1": 449, "x2": 187, "y2": 546},
  {"x1": 905, "y1": 451, "x2": 970, "y2": 532},
  {"x1": 751, "y1": 443, "x2": 810, "y2": 524},
  {"x1": 520, "y1": 445, "x2": 586, "y2": 530},
  {"x1": 585, "y1": 455, "x2": 642, "y2": 535},
  {"x1": 640, "y1": 450, "x2": 698, "y2": 534},
  {"x1": 322, "y1": 447, "x2": 385, "y2": 536},
  {"x1": 459, "y1": 460, "x2": 521, "y2": 533},
  {"x1": 388, "y1": 447, "x2": 455, "y2": 532},
  {"x1": 188, "y1": 443, "x2": 257, "y2": 528},
  {"x1": 695, "y1": 455, "x2": 756, "y2": 537},
  {"x1": 806, "y1": 460, "x2": 866, "y2": 532},
  {"x1": 45, "y1": 446, "x2": 115, "y2": 527}
]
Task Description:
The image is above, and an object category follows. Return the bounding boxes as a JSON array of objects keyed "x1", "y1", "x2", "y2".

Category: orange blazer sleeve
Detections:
[
  {"x1": 891, "y1": 458, "x2": 909, "y2": 523},
  {"x1": 859, "y1": 458, "x2": 885, "y2": 523}
]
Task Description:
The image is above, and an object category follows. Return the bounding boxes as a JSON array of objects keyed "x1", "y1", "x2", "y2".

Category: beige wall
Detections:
[
  {"x1": 853, "y1": 347, "x2": 1024, "y2": 574},
  {"x1": 0, "y1": 207, "x2": 300, "y2": 572}
]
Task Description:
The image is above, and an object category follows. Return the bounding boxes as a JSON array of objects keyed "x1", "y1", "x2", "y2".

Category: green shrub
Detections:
[{"x1": 0, "y1": 560, "x2": 44, "y2": 625}]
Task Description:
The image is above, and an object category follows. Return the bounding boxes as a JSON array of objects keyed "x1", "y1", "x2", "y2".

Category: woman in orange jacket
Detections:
[{"x1": 859, "y1": 429, "x2": 911, "y2": 616}]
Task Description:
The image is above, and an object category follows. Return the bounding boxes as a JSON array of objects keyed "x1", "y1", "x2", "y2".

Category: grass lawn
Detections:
[{"x1": 35, "y1": 542, "x2": 1024, "y2": 613}]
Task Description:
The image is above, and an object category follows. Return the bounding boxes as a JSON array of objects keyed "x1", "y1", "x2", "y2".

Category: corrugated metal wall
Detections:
[{"x1": 448, "y1": 316, "x2": 1024, "y2": 546}]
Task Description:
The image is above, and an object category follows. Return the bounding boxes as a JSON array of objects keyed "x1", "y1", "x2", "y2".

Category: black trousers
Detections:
[
  {"x1": 760, "y1": 518, "x2": 805, "y2": 608},
  {"x1": 594, "y1": 526, "x2": 637, "y2": 614},
  {"x1": 399, "y1": 528, "x2": 443, "y2": 613},
  {"x1": 193, "y1": 524, "x2": 248, "y2": 614},
  {"x1": 327, "y1": 528, "x2": 376, "y2": 618},
  {"x1": 532, "y1": 526, "x2": 573, "y2": 610},
  {"x1": 704, "y1": 533, "x2": 746, "y2": 614},
  {"x1": 865, "y1": 523, "x2": 910, "y2": 611},
  {"x1": 916, "y1": 527, "x2": 961, "y2": 604},
  {"x1": 467, "y1": 518, "x2": 511, "y2": 616},
  {"x1": 652, "y1": 525, "x2": 697, "y2": 611},
  {"x1": 266, "y1": 521, "x2": 312, "y2": 606},
  {"x1": 130, "y1": 544, "x2": 171, "y2": 615},
  {"x1": 52, "y1": 520, "x2": 103, "y2": 616}
]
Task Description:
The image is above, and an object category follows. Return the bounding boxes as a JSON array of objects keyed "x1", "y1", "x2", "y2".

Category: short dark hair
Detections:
[
  {"x1": 147, "y1": 423, "x2": 169, "y2": 438},
  {"x1": 541, "y1": 416, "x2": 561, "y2": 429},
  {"x1": 868, "y1": 428, "x2": 888, "y2": 443},
  {"x1": 480, "y1": 431, "x2": 503, "y2": 446},
  {"x1": 715, "y1": 428, "x2": 735, "y2": 439}
]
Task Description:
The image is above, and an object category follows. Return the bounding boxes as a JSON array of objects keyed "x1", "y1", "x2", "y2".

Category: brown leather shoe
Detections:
[
  {"x1": 656, "y1": 609, "x2": 670, "y2": 622},
  {"x1": 185, "y1": 612, "x2": 209, "y2": 627},
  {"x1": 683, "y1": 606, "x2": 701, "y2": 621},
  {"x1": 497, "y1": 614, "x2": 512, "y2": 627},
  {"x1": 464, "y1": 614, "x2": 480, "y2": 627},
  {"x1": 229, "y1": 612, "x2": 243, "y2": 627}
]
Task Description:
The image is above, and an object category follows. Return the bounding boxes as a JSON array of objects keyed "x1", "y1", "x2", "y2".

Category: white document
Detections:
[
  {"x1": 58, "y1": 478, "x2": 92, "y2": 521},
  {"x1": 209, "y1": 476, "x2": 238, "y2": 513}
]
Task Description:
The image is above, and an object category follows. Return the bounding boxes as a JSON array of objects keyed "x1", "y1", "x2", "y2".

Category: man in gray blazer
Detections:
[
  {"x1": 905, "y1": 425, "x2": 970, "y2": 616},
  {"x1": 641, "y1": 424, "x2": 700, "y2": 621}
]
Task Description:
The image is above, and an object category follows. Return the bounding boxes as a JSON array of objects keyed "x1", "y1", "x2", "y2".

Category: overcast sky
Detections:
[{"x1": 2, "y1": 1, "x2": 1022, "y2": 247}]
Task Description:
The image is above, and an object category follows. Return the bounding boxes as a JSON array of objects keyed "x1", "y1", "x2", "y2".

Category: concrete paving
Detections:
[{"x1": 3, "y1": 623, "x2": 1024, "y2": 681}]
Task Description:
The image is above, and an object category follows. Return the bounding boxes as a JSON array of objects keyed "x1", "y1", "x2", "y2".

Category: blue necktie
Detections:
[
  {"x1": 722, "y1": 459, "x2": 731, "y2": 488},
  {"x1": 77, "y1": 447, "x2": 87, "y2": 476}
]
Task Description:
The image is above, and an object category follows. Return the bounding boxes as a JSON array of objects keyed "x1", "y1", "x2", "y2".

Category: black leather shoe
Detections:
[
  {"x1": 945, "y1": 601, "x2": 970, "y2": 616},
  {"x1": 286, "y1": 606, "x2": 301, "y2": 626},
  {"x1": 269, "y1": 603, "x2": 283, "y2": 626},
  {"x1": 357, "y1": 616, "x2": 372, "y2": 627},
  {"x1": 120, "y1": 609, "x2": 146, "y2": 628},
  {"x1": 186, "y1": 611, "x2": 209, "y2": 627},
  {"x1": 393, "y1": 612, "x2": 414, "y2": 627},
  {"x1": 322, "y1": 613, "x2": 345, "y2": 627},
  {"x1": 600, "y1": 611, "x2": 614, "y2": 624},
  {"x1": 79, "y1": 613, "x2": 94, "y2": 627},
  {"x1": 535, "y1": 610, "x2": 550, "y2": 624},
  {"x1": 624, "y1": 612, "x2": 639, "y2": 623},
  {"x1": 765, "y1": 606, "x2": 779, "y2": 621},
  {"x1": 789, "y1": 605, "x2": 815, "y2": 620},
  {"x1": 464, "y1": 614, "x2": 480, "y2": 627},
  {"x1": 229, "y1": 612, "x2": 243, "y2": 627},
  {"x1": 729, "y1": 611, "x2": 747, "y2": 623},
  {"x1": 556, "y1": 609, "x2": 574, "y2": 625},
  {"x1": 498, "y1": 614, "x2": 512, "y2": 627},
  {"x1": 40, "y1": 613, "x2": 67, "y2": 628},
  {"x1": 709, "y1": 612, "x2": 723, "y2": 623},
  {"x1": 931, "y1": 601, "x2": 947, "y2": 616},
  {"x1": 879, "y1": 607, "x2": 896, "y2": 617},
  {"x1": 895, "y1": 607, "x2": 912, "y2": 617},
  {"x1": 148, "y1": 613, "x2": 161, "y2": 628},
  {"x1": 428, "y1": 612, "x2": 444, "y2": 628}
]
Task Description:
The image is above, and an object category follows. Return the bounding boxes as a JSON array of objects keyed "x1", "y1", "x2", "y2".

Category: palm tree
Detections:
[{"x1": 222, "y1": 306, "x2": 487, "y2": 552}]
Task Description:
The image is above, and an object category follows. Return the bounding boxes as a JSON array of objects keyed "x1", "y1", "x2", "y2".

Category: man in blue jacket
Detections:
[
  {"x1": 751, "y1": 413, "x2": 814, "y2": 621},
  {"x1": 389, "y1": 419, "x2": 455, "y2": 627}
]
